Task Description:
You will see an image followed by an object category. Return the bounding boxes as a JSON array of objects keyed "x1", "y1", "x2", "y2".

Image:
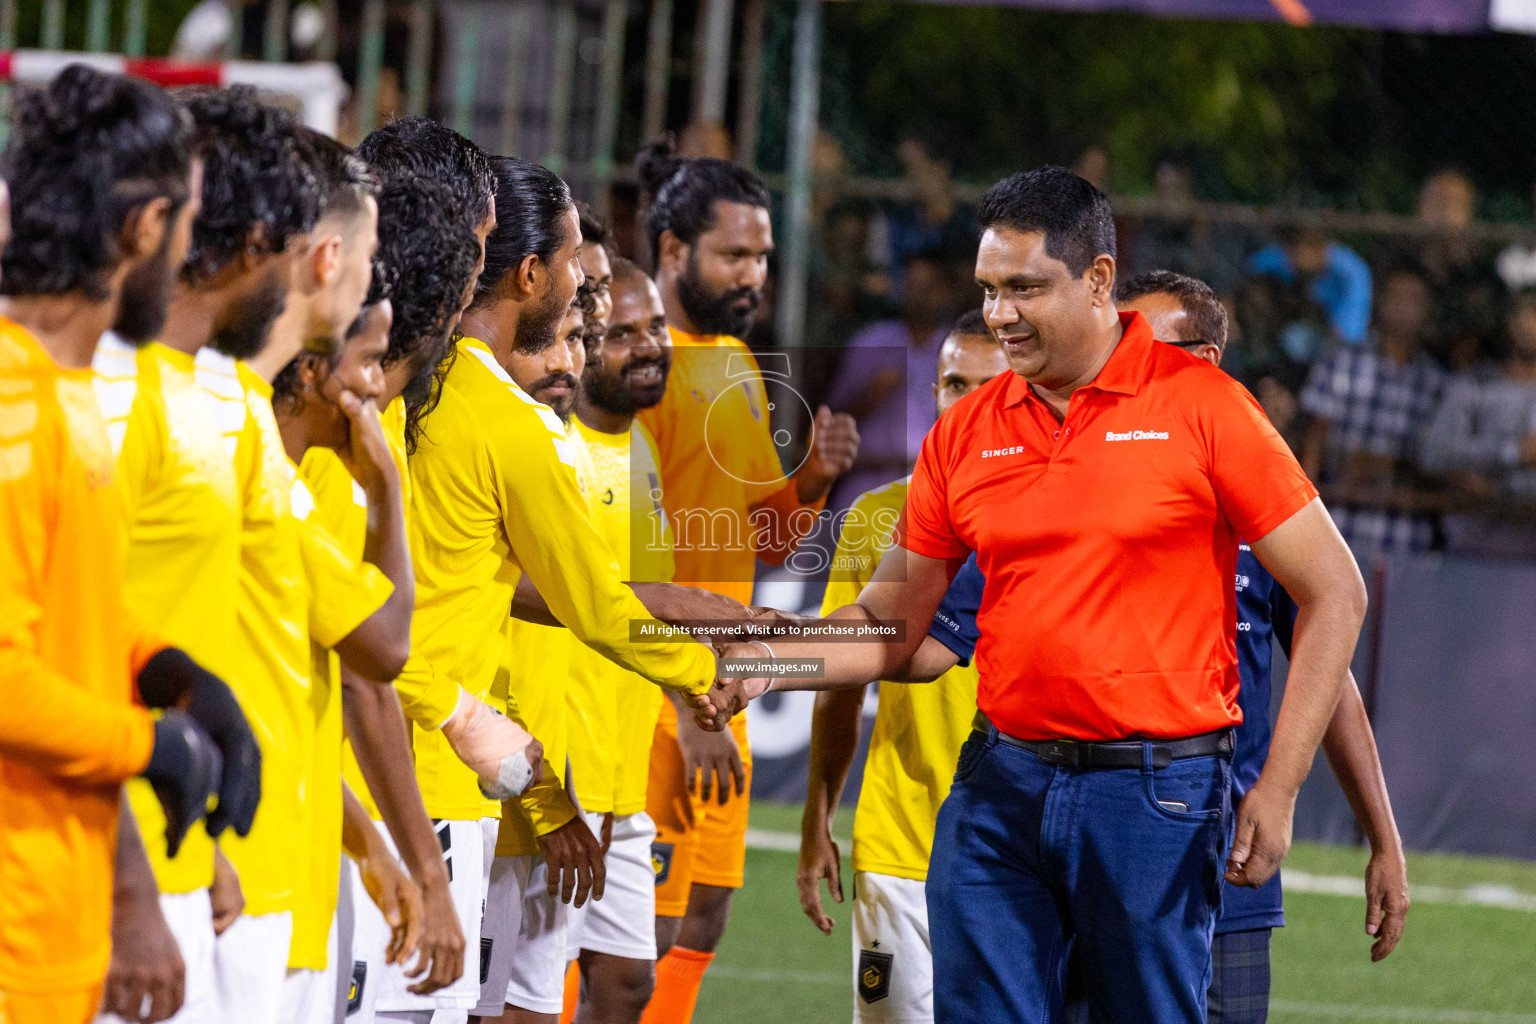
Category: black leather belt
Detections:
[{"x1": 973, "y1": 711, "x2": 1233, "y2": 770}]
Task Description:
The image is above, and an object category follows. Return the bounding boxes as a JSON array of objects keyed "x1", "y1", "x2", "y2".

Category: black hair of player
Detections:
[
  {"x1": 179, "y1": 86, "x2": 322, "y2": 287},
  {"x1": 577, "y1": 202, "x2": 607, "y2": 249},
  {"x1": 357, "y1": 117, "x2": 496, "y2": 225},
  {"x1": 1, "y1": 64, "x2": 195, "y2": 299},
  {"x1": 369, "y1": 174, "x2": 480, "y2": 454},
  {"x1": 936, "y1": 308, "x2": 995, "y2": 373},
  {"x1": 609, "y1": 254, "x2": 651, "y2": 290},
  {"x1": 1116, "y1": 270, "x2": 1229, "y2": 352},
  {"x1": 470, "y1": 156, "x2": 574, "y2": 308},
  {"x1": 635, "y1": 139, "x2": 769, "y2": 260},
  {"x1": 371, "y1": 174, "x2": 478, "y2": 369},
  {"x1": 951, "y1": 307, "x2": 990, "y2": 338},
  {"x1": 977, "y1": 166, "x2": 1117, "y2": 279},
  {"x1": 303, "y1": 129, "x2": 379, "y2": 221}
]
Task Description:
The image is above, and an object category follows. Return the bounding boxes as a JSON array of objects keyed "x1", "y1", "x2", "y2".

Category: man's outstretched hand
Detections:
[{"x1": 688, "y1": 645, "x2": 777, "y2": 730}]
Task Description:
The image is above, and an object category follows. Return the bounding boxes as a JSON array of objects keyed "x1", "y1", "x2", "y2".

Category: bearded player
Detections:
[
  {"x1": 631, "y1": 141, "x2": 860, "y2": 1024},
  {"x1": 0, "y1": 66, "x2": 256, "y2": 1024},
  {"x1": 560, "y1": 258, "x2": 686, "y2": 1024}
]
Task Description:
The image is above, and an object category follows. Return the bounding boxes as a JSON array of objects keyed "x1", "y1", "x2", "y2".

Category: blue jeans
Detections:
[{"x1": 927, "y1": 729, "x2": 1233, "y2": 1024}]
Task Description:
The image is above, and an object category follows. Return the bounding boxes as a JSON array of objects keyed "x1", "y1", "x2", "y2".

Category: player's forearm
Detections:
[
  {"x1": 749, "y1": 602, "x2": 922, "y2": 690},
  {"x1": 340, "y1": 781, "x2": 389, "y2": 864},
  {"x1": 510, "y1": 574, "x2": 564, "y2": 628},
  {"x1": 512, "y1": 578, "x2": 748, "y2": 636},
  {"x1": 340, "y1": 668, "x2": 451, "y2": 892},
  {"x1": 1320, "y1": 674, "x2": 1403, "y2": 856},
  {"x1": 888, "y1": 636, "x2": 963, "y2": 683},
  {"x1": 1259, "y1": 593, "x2": 1363, "y2": 798},
  {"x1": 520, "y1": 533, "x2": 714, "y2": 693},
  {"x1": 630, "y1": 581, "x2": 749, "y2": 627},
  {"x1": 113, "y1": 792, "x2": 162, "y2": 910},
  {"x1": 802, "y1": 687, "x2": 866, "y2": 832},
  {"x1": 344, "y1": 474, "x2": 414, "y2": 677}
]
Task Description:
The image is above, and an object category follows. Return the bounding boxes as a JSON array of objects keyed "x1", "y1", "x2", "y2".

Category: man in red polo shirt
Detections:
[{"x1": 713, "y1": 167, "x2": 1367, "y2": 1023}]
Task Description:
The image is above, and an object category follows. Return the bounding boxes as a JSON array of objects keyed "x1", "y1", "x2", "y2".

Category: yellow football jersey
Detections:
[
  {"x1": 286, "y1": 462, "x2": 394, "y2": 970},
  {"x1": 565, "y1": 417, "x2": 675, "y2": 816},
  {"x1": 821, "y1": 478, "x2": 978, "y2": 883},
  {"x1": 94, "y1": 337, "x2": 239, "y2": 895},
  {"x1": 406, "y1": 338, "x2": 714, "y2": 822},
  {"x1": 327, "y1": 399, "x2": 462, "y2": 822},
  {"x1": 496, "y1": 426, "x2": 592, "y2": 855},
  {"x1": 194, "y1": 352, "x2": 392, "y2": 918}
]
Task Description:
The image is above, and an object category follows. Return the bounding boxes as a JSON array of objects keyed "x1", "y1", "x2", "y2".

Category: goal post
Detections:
[{"x1": 0, "y1": 50, "x2": 348, "y2": 135}]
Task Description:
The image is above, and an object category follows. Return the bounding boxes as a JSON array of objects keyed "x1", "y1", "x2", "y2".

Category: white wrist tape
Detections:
[{"x1": 440, "y1": 688, "x2": 536, "y2": 799}]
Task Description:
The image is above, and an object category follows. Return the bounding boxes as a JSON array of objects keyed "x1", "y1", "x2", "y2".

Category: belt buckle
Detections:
[{"x1": 1044, "y1": 740, "x2": 1075, "y2": 768}]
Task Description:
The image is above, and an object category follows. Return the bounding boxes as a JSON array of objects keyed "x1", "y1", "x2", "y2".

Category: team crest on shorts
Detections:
[
  {"x1": 857, "y1": 949, "x2": 893, "y2": 1004},
  {"x1": 346, "y1": 961, "x2": 367, "y2": 1015},
  {"x1": 651, "y1": 841, "x2": 675, "y2": 885}
]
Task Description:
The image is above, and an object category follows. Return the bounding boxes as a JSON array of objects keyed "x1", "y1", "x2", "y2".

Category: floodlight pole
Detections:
[{"x1": 775, "y1": 0, "x2": 820, "y2": 348}]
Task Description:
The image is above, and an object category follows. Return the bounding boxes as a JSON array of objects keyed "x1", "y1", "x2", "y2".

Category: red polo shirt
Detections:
[{"x1": 901, "y1": 312, "x2": 1317, "y2": 742}]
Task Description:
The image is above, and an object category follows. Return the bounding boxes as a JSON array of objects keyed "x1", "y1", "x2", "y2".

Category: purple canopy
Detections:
[{"x1": 908, "y1": 0, "x2": 1492, "y2": 34}]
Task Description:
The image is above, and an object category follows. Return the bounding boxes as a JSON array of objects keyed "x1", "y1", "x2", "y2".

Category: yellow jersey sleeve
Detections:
[
  {"x1": 293, "y1": 478, "x2": 394, "y2": 649},
  {"x1": 820, "y1": 478, "x2": 907, "y2": 615},
  {"x1": 478, "y1": 360, "x2": 712, "y2": 695}
]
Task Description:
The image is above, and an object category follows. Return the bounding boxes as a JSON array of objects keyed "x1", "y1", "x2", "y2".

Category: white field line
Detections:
[
  {"x1": 1269, "y1": 1001, "x2": 1536, "y2": 1023},
  {"x1": 744, "y1": 831, "x2": 1536, "y2": 912},
  {"x1": 707, "y1": 967, "x2": 1536, "y2": 1023}
]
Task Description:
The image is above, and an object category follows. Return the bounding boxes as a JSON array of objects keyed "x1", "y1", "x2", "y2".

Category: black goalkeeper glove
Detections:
[
  {"x1": 137, "y1": 648, "x2": 262, "y2": 838},
  {"x1": 140, "y1": 713, "x2": 222, "y2": 858}
]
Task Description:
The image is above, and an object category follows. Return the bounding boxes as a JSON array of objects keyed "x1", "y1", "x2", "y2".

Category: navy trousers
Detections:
[{"x1": 927, "y1": 728, "x2": 1233, "y2": 1023}]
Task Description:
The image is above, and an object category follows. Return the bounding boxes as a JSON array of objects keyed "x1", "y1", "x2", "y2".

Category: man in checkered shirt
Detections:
[{"x1": 1299, "y1": 265, "x2": 1447, "y2": 553}]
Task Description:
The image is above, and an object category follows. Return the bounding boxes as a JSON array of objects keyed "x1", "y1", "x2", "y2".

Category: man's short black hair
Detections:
[
  {"x1": 635, "y1": 138, "x2": 770, "y2": 258},
  {"x1": 977, "y1": 166, "x2": 1117, "y2": 278},
  {"x1": 2, "y1": 64, "x2": 195, "y2": 299},
  {"x1": 577, "y1": 202, "x2": 606, "y2": 249},
  {"x1": 609, "y1": 255, "x2": 650, "y2": 290},
  {"x1": 179, "y1": 86, "x2": 322, "y2": 287},
  {"x1": 303, "y1": 129, "x2": 379, "y2": 221},
  {"x1": 1116, "y1": 270, "x2": 1229, "y2": 351},
  {"x1": 951, "y1": 307, "x2": 990, "y2": 337},
  {"x1": 357, "y1": 117, "x2": 495, "y2": 224}
]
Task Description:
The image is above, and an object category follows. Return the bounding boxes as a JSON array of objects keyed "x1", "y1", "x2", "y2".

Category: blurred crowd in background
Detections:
[
  {"x1": 125, "y1": 0, "x2": 1536, "y2": 563},
  {"x1": 626, "y1": 130, "x2": 1536, "y2": 563}
]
